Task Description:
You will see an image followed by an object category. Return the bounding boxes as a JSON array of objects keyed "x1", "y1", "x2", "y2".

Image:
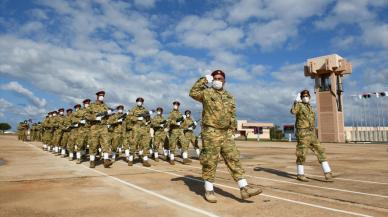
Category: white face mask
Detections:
[
  {"x1": 53, "y1": 113, "x2": 57, "y2": 116},
  {"x1": 49, "y1": 115, "x2": 52, "y2": 117},
  {"x1": 302, "y1": 97, "x2": 310, "y2": 103},
  {"x1": 98, "y1": 96, "x2": 104, "y2": 101},
  {"x1": 212, "y1": 80, "x2": 223, "y2": 90},
  {"x1": 186, "y1": 114, "x2": 190, "y2": 118},
  {"x1": 173, "y1": 105, "x2": 179, "y2": 110},
  {"x1": 75, "y1": 108, "x2": 80, "y2": 111},
  {"x1": 59, "y1": 112, "x2": 64, "y2": 115},
  {"x1": 118, "y1": 109, "x2": 123, "y2": 113},
  {"x1": 84, "y1": 104, "x2": 90, "y2": 108},
  {"x1": 157, "y1": 111, "x2": 161, "y2": 115},
  {"x1": 137, "y1": 102, "x2": 143, "y2": 106}
]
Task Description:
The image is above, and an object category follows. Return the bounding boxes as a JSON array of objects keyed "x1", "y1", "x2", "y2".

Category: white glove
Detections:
[
  {"x1": 194, "y1": 121, "x2": 197, "y2": 126},
  {"x1": 295, "y1": 93, "x2": 302, "y2": 102},
  {"x1": 182, "y1": 115, "x2": 186, "y2": 119},
  {"x1": 188, "y1": 127, "x2": 193, "y2": 131},
  {"x1": 137, "y1": 116, "x2": 144, "y2": 121},
  {"x1": 164, "y1": 128, "x2": 169, "y2": 132},
  {"x1": 205, "y1": 75, "x2": 213, "y2": 83},
  {"x1": 96, "y1": 116, "x2": 102, "y2": 121},
  {"x1": 107, "y1": 124, "x2": 111, "y2": 128},
  {"x1": 74, "y1": 124, "x2": 79, "y2": 127},
  {"x1": 149, "y1": 110, "x2": 153, "y2": 115},
  {"x1": 160, "y1": 124, "x2": 164, "y2": 127},
  {"x1": 107, "y1": 109, "x2": 113, "y2": 115},
  {"x1": 80, "y1": 120, "x2": 86, "y2": 124},
  {"x1": 176, "y1": 122, "x2": 181, "y2": 126},
  {"x1": 117, "y1": 118, "x2": 123, "y2": 123}
]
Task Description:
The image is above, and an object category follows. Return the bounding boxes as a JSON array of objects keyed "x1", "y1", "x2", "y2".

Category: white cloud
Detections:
[
  {"x1": 0, "y1": 98, "x2": 12, "y2": 117},
  {"x1": 1, "y1": 81, "x2": 47, "y2": 107}
]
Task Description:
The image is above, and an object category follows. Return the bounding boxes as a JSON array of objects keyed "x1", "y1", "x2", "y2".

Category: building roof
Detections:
[{"x1": 242, "y1": 122, "x2": 274, "y2": 128}]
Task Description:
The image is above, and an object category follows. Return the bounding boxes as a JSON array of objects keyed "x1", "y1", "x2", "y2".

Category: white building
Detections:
[{"x1": 236, "y1": 120, "x2": 274, "y2": 140}]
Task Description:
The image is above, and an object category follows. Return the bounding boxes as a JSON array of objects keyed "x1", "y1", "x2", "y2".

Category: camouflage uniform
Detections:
[
  {"x1": 107, "y1": 112, "x2": 125, "y2": 159},
  {"x1": 167, "y1": 110, "x2": 189, "y2": 156},
  {"x1": 60, "y1": 112, "x2": 73, "y2": 156},
  {"x1": 74, "y1": 107, "x2": 89, "y2": 154},
  {"x1": 123, "y1": 110, "x2": 135, "y2": 160},
  {"x1": 290, "y1": 102, "x2": 327, "y2": 164},
  {"x1": 20, "y1": 122, "x2": 29, "y2": 141},
  {"x1": 151, "y1": 113, "x2": 168, "y2": 158},
  {"x1": 128, "y1": 105, "x2": 151, "y2": 159},
  {"x1": 52, "y1": 114, "x2": 65, "y2": 154},
  {"x1": 182, "y1": 117, "x2": 200, "y2": 152},
  {"x1": 42, "y1": 116, "x2": 53, "y2": 150},
  {"x1": 85, "y1": 102, "x2": 111, "y2": 157},
  {"x1": 189, "y1": 77, "x2": 244, "y2": 183}
]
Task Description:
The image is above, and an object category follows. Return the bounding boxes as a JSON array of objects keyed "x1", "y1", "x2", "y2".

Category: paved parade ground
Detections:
[{"x1": 0, "y1": 135, "x2": 388, "y2": 217}]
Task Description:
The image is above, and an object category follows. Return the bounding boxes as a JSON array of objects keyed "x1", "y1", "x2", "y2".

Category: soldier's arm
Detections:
[
  {"x1": 230, "y1": 97, "x2": 237, "y2": 130},
  {"x1": 290, "y1": 102, "x2": 300, "y2": 115},
  {"x1": 189, "y1": 77, "x2": 208, "y2": 102}
]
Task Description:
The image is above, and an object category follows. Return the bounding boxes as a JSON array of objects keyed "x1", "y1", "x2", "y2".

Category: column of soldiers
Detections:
[
  {"x1": 16, "y1": 120, "x2": 29, "y2": 141},
  {"x1": 36, "y1": 91, "x2": 200, "y2": 169}
]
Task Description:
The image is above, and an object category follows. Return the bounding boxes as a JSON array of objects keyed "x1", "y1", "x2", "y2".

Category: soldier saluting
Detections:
[
  {"x1": 189, "y1": 70, "x2": 262, "y2": 203},
  {"x1": 291, "y1": 89, "x2": 334, "y2": 182}
]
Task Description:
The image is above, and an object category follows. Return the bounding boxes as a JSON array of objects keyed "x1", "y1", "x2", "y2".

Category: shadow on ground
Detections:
[{"x1": 171, "y1": 175, "x2": 253, "y2": 203}]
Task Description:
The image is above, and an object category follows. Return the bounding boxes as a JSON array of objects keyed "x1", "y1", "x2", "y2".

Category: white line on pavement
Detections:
[
  {"x1": 184, "y1": 165, "x2": 388, "y2": 199},
  {"x1": 136, "y1": 165, "x2": 373, "y2": 217},
  {"x1": 23, "y1": 142, "x2": 219, "y2": 217}
]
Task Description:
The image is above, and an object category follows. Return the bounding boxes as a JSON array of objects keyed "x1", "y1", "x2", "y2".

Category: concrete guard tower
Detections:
[{"x1": 304, "y1": 54, "x2": 352, "y2": 143}]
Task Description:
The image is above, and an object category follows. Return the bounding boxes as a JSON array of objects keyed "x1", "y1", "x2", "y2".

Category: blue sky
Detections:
[{"x1": 1, "y1": 0, "x2": 388, "y2": 130}]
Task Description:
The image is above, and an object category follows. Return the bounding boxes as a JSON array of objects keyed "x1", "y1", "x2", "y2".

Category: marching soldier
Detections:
[
  {"x1": 167, "y1": 101, "x2": 191, "y2": 165},
  {"x1": 85, "y1": 91, "x2": 113, "y2": 168},
  {"x1": 182, "y1": 110, "x2": 200, "y2": 159},
  {"x1": 189, "y1": 70, "x2": 262, "y2": 203},
  {"x1": 52, "y1": 108, "x2": 65, "y2": 156},
  {"x1": 60, "y1": 108, "x2": 73, "y2": 158},
  {"x1": 150, "y1": 107, "x2": 168, "y2": 161},
  {"x1": 67, "y1": 104, "x2": 81, "y2": 161},
  {"x1": 21, "y1": 120, "x2": 29, "y2": 141},
  {"x1": 42, "y1": 112, "x2": 52, "y2": 151},
  {"x1": 107, "y1": 105, "x2": 126, "y2": 161},
  {"x1": 291, "y1": 89, "x2": 334, "y2": 182},
  {"x1": 126, "y1": 97, "x2": 152, "y2": 167},
  {"x1": 75, "y1": 100, "x2": 91, "y2": 164}
]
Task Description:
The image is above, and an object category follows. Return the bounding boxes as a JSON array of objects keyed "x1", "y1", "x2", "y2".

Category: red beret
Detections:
[
  {"x1": 136, "y1": 97, "x2": 144, "y2": 102},
  {"x1": 116, "y1": 105, "x2": 124, "y2": 109},
  {"x1": 66, "y1": 108, "x2": 73, "y2": 112},
  {"x1": 83, "y1": 99, "x2": 91, "y2": 104},
  {"x1": 96, "y1": 90, "x2": 105, "y2": 96},
  {"x1": 74, "y1": 104, "x2": 81, "y2": 108},
  {"x1": 211, "y1": 70, "x2": 225, "y2": 79},
  {"x1": 58, "y1": 108, "x2": 64, "y2": 112},
  {"x1": 172, "y1": 101, "x2": 180, "y2": 106}
]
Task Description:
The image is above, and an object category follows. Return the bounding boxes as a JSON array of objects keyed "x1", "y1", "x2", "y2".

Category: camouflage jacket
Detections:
[
  {"x1": 42, "y1": 117, "x2": 50, "y2": 131},
  {"x1": 128, "y1": 105, "x2": 150, "y2": 126},
  {"x1": 107, "y1": 112, "x2": 124, "y2": 133},
  {"x1": 151, "y1": 114, "x2": 166, "y2": 131},
  {"x1": 62, "y1": 114, "x2": 73, "y2": 131},
  {"x1": 182, "y1": 117, "x2": 196, "y2": 131},
  {"x1": 290, "y1": 102, "x2": 315, "y2": 129},
  {"x1": 51, "y1": 116, "x2": 62, "y2": 130},
  {"x1": 168, "y1": 110, "x2": 184, "y2": 129},
  {"x1": 85, "y1": 102, "x2": 109, "y2": 124},
  {"x1": 55, "y1": 115, "x2": 66, "y2": 131},
  {"x1": 123, "y1": 109, "x2": 134, "y2": 132},
  {"x1": 189, "y1": 77, "x2": 237, "y2": 130},
  {"x1": 72, "y1": 108, "x2": 87, "y2": 127}
]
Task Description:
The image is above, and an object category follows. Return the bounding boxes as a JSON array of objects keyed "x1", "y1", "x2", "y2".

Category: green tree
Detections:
[
  {"x1": 0, "y1": 123, "x2": 11, "y2": 133},
  {"x1": 270, "y1": 125, "x2": 284, "y2": 140}
]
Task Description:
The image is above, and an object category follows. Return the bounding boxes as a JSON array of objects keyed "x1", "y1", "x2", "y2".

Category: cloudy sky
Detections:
[{"x1": 1, "y1": 0, "x2": 388, "y2": 130}]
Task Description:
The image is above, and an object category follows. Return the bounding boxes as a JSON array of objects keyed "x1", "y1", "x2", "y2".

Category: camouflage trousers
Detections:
[
  {"x1": 60, "y1": 131, "x2": 70, "y2": 149},
  {"x1": 89, "y1": 124, "x2": 110, "y2": 155},
  {"x1": 123, "y1": 129, "x2": 134, "y2": 151},
  {"x1": 296, "y1": 128, "x2": 327, "y2": 165},
  {"x1": 200, "y1": 126, "x2": 245, "y2": 183},
  {"x1": 75, "y1": 126, "x2": 89, "y2": 152},
  {"x1": 52, "y1": 129, "x2": 63, "y2": 146},
  {"x1": 184, "y1": 131, "x2": 199, "y2": 149},
  {"x1": 153, "y1": 130, "x2": 167, "y2": 153},
  {"x1": 169, "y1": 128, "x2": 188, "y2": 153},
  {"x1": 130, "y1": 125, "x2": 150, "y2": 155},
  {"x1": 42, "y1": 130, "x2": 52, "y2": 145},
  {"x1": 110, "y1": 131, "x2": 123, "y2": 152},
  {"x1": 66, "y1": 129, "x2": 78, "y2": 153}
]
